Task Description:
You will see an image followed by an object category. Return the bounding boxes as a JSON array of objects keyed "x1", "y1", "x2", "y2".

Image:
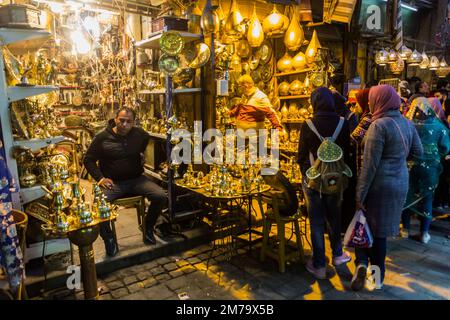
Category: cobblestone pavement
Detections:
[{"x1": 48, "y1": 218, "x2": 450, "y2": 301}]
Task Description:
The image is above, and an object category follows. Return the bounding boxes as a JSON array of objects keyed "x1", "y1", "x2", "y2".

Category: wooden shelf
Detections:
[
  {"x1": 139, "y1": 88, "x2": 202, "y2": 95},
  {"x1": 279, "y1": 95, "x2": 310, "y2": 100},
  {"x1": 282, "y1": 120, "x2": 305, "y2": 124},
  {"x1": 136, "y1": 31, "x2": 202, "y2": 49},
  {"x1": 275, "y1": 68, "x2": 312, "y2": 77},
  {"x1": 7, "y1": 85, "x2": 59, "y2": 102}
]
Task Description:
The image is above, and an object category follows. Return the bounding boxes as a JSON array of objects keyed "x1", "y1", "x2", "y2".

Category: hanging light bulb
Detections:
[
  {"x1": 201, "y1": 0, "x2": 219, "y2": 34},
  {"x1": 399, "y1": 45, "x2": 412, "y2": 60},
  {"x1": 407, "y1": 49, "x2": 423, "y2": 66},
  {"x1": 284, "y1": 8, "x2": 304, "y2": 51},
  {"x1": 429, "y1": 56, "x2": 440, "y2": 70},
  {"x1": 247, "y1": 4, "x2": 264, "y2": 47},
  {"x1": 419, "y1": 51, "x2": 429, "y2": 69},
  {"x1": 263, "y1": 4, "x2": 287, "y2": 38},
  {"x1": 224, "y1": 0, "x2": 244, "y2": 39},
  {"x1": 305, "y1": 30, "x2": 321, "y2": 65},
  {"x1": 389, "y1": 54, "x2": 405, "y2": 74},
  {"x1": 388, "y1": 49, "x2": 398, "y2": 63},
  {"x1": 375, "y1": 48, "x2": 389, "y2": 66}
]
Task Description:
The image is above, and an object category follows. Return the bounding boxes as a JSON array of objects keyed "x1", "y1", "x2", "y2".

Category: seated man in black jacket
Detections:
[{"x1": 84, "y1": 107, "x2": 167, "y2": 256}]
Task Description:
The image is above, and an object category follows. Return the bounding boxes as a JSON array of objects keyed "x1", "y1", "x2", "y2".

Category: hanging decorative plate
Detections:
[
  {"x1": 159, "y1": 31, "x2": 184, "y2": 56},
  {"x1": 249, "y1": 54, "x2": 260, "y2": 70},
  {"x1": 258, "y1": 40, "x2": 273, "y2": 65},
  {"x1": 188, "y1": 43, "x2": 211, "y2": 68},
  {"x1": 260, "y1": 64, "x2": 273, "y2": 82},
  {"x1": 311, "y1": 72, "x2": 325, "y2": 87},
  {"x1": 158, "y1": 54, "x2": 181, "y2": 75},
  {"x1": 250, "y1": 69, "x2": 261, "y2": 83}
]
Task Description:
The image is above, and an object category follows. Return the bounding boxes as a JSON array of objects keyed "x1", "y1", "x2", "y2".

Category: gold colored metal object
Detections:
[
  {"x1": 263, "y1": 4, "x2": 289, "y2": 38},
  {"x1": 258, "y1": 40, "x2": 273, "y2": 65},
  {"x1": 277, "y1": 53, "x2": 293, "y2": 72},
  {"x1": 278, "y1": 81, "x2": 290, "y2": 96},
  {"x1": 158, "y1": 54, "x2": 180, "y2": 76},
  {"x1": 292, "y1": 51, "x2": 307, "y2": 70},
  {"x1": 305, "y1": 30, "x2": 321, "y2": 65},
  {"x1": 289, "y1": 80, "x2": 303, "y2": 95},
  {"x1": 247, "y1": 4, "x2": 264, "y2": 48},
  {"x1": 188, "y1": 43, "x2": 211, "y2": 69},
  {"x1": 224, "y1": 0, "x2": 244, "y2": 39},
  {"x1": 159, "y1": 31, "x2": 184, "y2": 56},
  {"x1": 284, "y1": 8, "x2": 304, "y2": 51}
]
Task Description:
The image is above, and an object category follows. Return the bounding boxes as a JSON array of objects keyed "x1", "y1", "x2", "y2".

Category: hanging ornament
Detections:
[
  {"x1": 407, "y1": 49, "x2": 423, "y2": 66},
  {"x1": 263, "y1": 4, "x2": 288, "y2": 38},
  {"x1": 247, "y1": 5, "x2": 264, "y2": 47},
  {"x1": 388, "y1": 49, "x2": 397, "y2": 63},
  {"x1": 284, "y1": 8, "x2": 304, "y2": 51},
  {"x1": 429, "y1": 56, "x2": 439, "y2": 70},
  {"x1": 399, "y1": 45, "x2": 412, "y2": 60},
  {"x1": 292, "y1": 51, "x2": 307, "y2": 70},
  {"x1": 389, "y1": 55, "x2": 404, "y2": 74},
  {"x1": 305, "y1": 30, "x2": 321, "y2": 65},
  {"x1": 436, "y1": 66, "x2": 450, "y2": 78},
  {"x1": 224, "y1": 0, "x2": 244, "y2": 39},
  {"x1": 201, "y1": 0, "x2": 219, "y2": 34},
  {"x1": 375, "y1": 48, "x2": 389, "y2": 66},
  {"x1": 277, "y1": 52, "x2": 294, "y2": 72},
  {"x1": 419, "y1": 51, "x2": 429, "y2": 69},
  {"x1": 439, "y1": 57, "x2": 448, "y2": 68}
]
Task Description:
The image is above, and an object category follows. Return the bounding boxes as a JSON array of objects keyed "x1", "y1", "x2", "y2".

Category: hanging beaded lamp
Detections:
[
  {"x1": 375, "y1": 48, "x2": 389, "y2": 66},
  {"x1": 399, "y1": 45, "x2": 412, "y2": 61},
  {"x1": 407, "y1": 49, "x2": 423, "y2": 66},
  {"x1": 419, "y1": 50, "x2": 430, "y2": 69},
  {"x1": 429, "y1": 56, "x2": 440, "y2": 70}
]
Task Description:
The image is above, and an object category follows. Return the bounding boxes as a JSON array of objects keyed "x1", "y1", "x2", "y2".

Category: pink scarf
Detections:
[
  {"x1": 369, "y1": 85, "x2": 401, "y2": 121},
  {"x1": 428, "y1": 97, "x2": 447, "y2": 124}
]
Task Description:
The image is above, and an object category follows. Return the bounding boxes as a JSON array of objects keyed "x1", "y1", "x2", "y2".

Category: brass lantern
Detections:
[
  {"x1": 305, "y1": 30, "x2": 321, "y2": 65},
  {"x1": 399, "y1": 45, "x2": 412, "y2": 61},
  {"x1": 225, "y1": 0, "x2": 244, "y2": 39},
  {"x1": 263, "y1": 4, "x2": 287, "y2": 38},
  {"x1": 388, "y1": 49, "x2": 397, "y2": 63},
  {"x1": 375, "y1": 48, "x2": 389, "y2": 66},
  {"x1": 277, "y1": 53, "x2": 293, "y2": 72},
  {"x1": 284, "y1": 9, "x2": 304, "y2": 51},
  {"x1": 407, "y1": 49, "x2": 423, "y2": 66},
  {"x1": 429, "y1": 56, "x2": 439, "y2": 70},
  {"x1": 247, "y1": 5, "x2": 264, "y2": 47},
  {"x1": 201, "y1": 0, "x2": 219, "y2": 34},
  {"x1": 292, "y1": 51, "x2": 307, "y2": 70},
  {"x1": 389, "y1": 55, "x2": 404, "y2": 74},
  {"x1": 439, "y1": 57, "x2": 448, "y2": 68},
  {"x1": 419, "y1": 51, "x2": 429, "y2": 69}
]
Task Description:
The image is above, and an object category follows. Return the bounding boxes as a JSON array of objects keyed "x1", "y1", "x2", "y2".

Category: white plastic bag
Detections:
[{"x1": 344, "y1": 209, "x2": 373, "y2": 248}]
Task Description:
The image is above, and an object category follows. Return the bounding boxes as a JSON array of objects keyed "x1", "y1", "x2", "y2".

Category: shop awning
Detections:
[{"x1": 323, "y1": 0, "x2": 358, "y2": 25}]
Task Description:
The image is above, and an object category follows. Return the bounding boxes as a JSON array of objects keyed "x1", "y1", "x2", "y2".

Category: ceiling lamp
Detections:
[
  {"x1": 436, "y1": 66, "x2": 450, "y2": 78},
  {"x1": 224, "y1": 0, "x2": 244, "y2": 39},
  {"x1": 305, "y1": 30, "x2": 321, "y2": 65},
  {"x1": 399, "y1": 45, "x2": 412, "y2": 60},
  {"x1": 419, "y1": 51, "x2": 429, "y2": 69},
  {"x1": 375, "y1": 48, "x2": 389, "y2": 66},
  {"x1": 429, "y1": 56, "x2": 440, "y2": 70},
  {"x1": 263, "y1": 4, "x2": 288, "y2": 38},
  {"x1": 407, "y1": 49, "x2": 423, "y2": 66},
  {"x1": 439, "y1": 57, "x2": 448, "y2": 68},
  {"x1": 284, "y1": 9, "x2": 304, "y2": 51},
  {"x1": 247, "y1": 4, "x2": 264, "y2": 47},
  {"x1": 388, "y1": 49, "x2": 397, "y2": 63},
  {"x1": 389, "y1": 55, "x2": 405, "y2": 74}
]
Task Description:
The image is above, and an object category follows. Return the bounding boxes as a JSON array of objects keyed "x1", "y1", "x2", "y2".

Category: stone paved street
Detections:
[{"x1": 48, "y1": 217, "x2": 450, "y2": 300}]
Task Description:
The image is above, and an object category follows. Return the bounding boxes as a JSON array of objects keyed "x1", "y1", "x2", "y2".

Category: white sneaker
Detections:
[
  {"x1": 366, "y1": 274, "x2": 383, "y2": 291},
  {"x1": 421, "y1": 232, "x2": 431, "y2": 244}
]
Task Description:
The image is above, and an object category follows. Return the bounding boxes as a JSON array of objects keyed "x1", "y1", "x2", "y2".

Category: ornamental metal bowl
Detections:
[
  {"x1": 188, "y1": 43, "x2": 211, "y2": 69},
  {"x1": 159, "y1": 31, "x2": 184, "y2": 56},
  {"x1": 158, "y1": 54, "x2": 181, "y2": 75},
  {"x1": 258, "y1": 40, "x2": 273, "y2": 65}
]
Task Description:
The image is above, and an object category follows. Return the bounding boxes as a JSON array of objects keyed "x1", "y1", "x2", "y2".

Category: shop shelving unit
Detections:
[
  {"x1": 136, "y1": 31, "x2": 205, "y2": 221},
  {"x1": 0, "y1": 28, "x2": 61, "y2": 209}
]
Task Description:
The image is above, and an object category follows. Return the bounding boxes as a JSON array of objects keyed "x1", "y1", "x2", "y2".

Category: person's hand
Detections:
[
  {"x1": 356, "y1": 201, "x2": 366, "y2": 212},
  {"x1": 99, "y1": 178, "x2": 114, "y2": 190}
]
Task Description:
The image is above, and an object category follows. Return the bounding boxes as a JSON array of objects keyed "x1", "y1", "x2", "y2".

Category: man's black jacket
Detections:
[{"x1": 84, "y1": 119, "x2": 150, "y2": 182}]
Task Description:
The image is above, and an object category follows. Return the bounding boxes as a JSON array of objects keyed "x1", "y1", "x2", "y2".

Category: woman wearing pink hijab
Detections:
[{"x1": 352, "y1": 85, "x2": 423, "y2": 291}]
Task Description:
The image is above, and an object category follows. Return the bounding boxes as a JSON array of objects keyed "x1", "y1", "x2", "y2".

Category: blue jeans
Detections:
[
  {"x1": 99, "y1": 175, "x2": 167, "y2": 240},
  {"x1": 303, "y1": 184, "x2": 344, "y2": 268},
  {"x1": 355, "y1": 237, "x2": 386, "y2": 283},
  {"x1": 401, "y1": 193, "x2": 433, "y2": 233}
]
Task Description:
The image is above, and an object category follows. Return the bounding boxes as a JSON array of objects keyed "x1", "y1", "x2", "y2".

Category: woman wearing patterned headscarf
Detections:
[
  {"x1": 401, "y1": 97, "x2": 450, "y2": 244},
  {"x1": 352, "y1": 85, "x2": 423, "y2": 291}
]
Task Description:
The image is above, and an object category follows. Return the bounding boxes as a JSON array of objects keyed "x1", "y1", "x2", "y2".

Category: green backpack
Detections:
[{"x1": 305, "y1": 117, "x2": 353, "y2": 196}]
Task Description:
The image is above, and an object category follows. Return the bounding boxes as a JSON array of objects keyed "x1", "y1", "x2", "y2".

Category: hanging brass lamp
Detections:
[
  {"x1": 407, "y1": 49, "x2": 423, "y2": 66},
  {"x1": 399, "y1": 45, "x2": 412, "y2": 61},
  {"x1": 439, "y1": 57, "x2": 448, "y2": 68},
  {"x1": 375, "y1": 48, "x2": 389, "y2": 66},
  {"x1": 429, "y1": 56, "x2": 439, "y2": 70},
  {"x1": 305, "y1": 30, "x2": 321, "y2": 65},
  {"x1": 388, "y1": 49, "x2": 397, "y2": 63},
  {"x1": 201, "y1": 0, "x2": 219, "y2": 34},
  {"x1": 389, "y1": 55, "x2": 404, "y2": 74},
  {"x1": 225, "y1": 0, "x2": 244, "y2": 39},
  {"x1": 284, "y1": 8, "x2": 304, "y2": 51},
  {"x1": 419, "y1": 51, "x2": 429, "y2": 69},
  {"x1": 263, "y1": 4, "x2": 287, "y2": 38},
  {"x1": 247, "y1": 4, "x2": 264, "y2": 47}
]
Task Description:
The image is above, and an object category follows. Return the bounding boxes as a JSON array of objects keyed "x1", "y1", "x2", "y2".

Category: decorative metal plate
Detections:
[
  {"x1": 258, "y1": 40, "x2": 272, "y2": 65},
  {"x1": 158, "y1": 54, "x2": 181, "y2": 75},
  {"x1": 159, "y1": 31, "x2": 184, "y2": 56}
]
